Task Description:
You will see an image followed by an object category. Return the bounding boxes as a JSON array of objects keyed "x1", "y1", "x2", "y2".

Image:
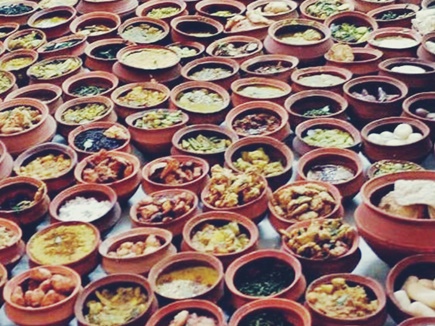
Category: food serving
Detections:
[
  {"x1": 180, "y1": 134, "x2": 231, "y2": 154},
  {"x1": 306, "y1": 0, "x2": 351, "y2": 19},
  {"x1": 77, "y1": 24, "x2": 111, "y2": 37},
  {"x1": 71, "y1": 85, "x2": 108, "y2": 97},
  {"x1": 73, "y1": 125, "x2": 128, "y2": 152},
  {"x1": 351, "y1": 87, "x2": 400, "y2": 102},
  {"x1": 107, "y1": 234, "x2": 162, "y2": 258},
  {"x1": 41, "y1": 38, "x2": 82, "y2": 53},
  {"x1": 367, "y1": 123, "x2": 423, "y2": 146},
  {"x1": 116, "y1": 86, "x2": 167, "y2": 108},
  {"x1": 0, "y1": 55, "x2": 34, "y2": 71},
  {"x1": 296, "y1": 73, "x2": 346, "y2": 87},
  {"x1": 176, "y1": 88, "x2": 225, "y2": 113},
  {"x1": 307, "y1": 164, "x2": 356, "y2": 183},
  {"x1": 225, "y1": 12, "x2": 272, "y2": 33},
  {"x1": 250, "y1": 61, "x2": 292, "y2": 75},
  {"x1": 167, "y1": 44, "x2": 198, "y2": 58},
  {"x1": 38, "y1": 0, "x2": 76, "y2": 8},
  {"x1": 325, "y1": 43, "x2": 354, "y2": 62},
  {"x1": 256, "y1": 1, "x2": 292, "y2": 16},
  {"x1": 302, "y1": 105, "x2": 333, "y2": 117},
  {"x1": 133, "y1": 110, "x2": 184, "y2": 129},
  {"x1": 212, "y1": 42, "x2": 259, "y2": 57},
  {"x1": 232, "y1": 112, "x2": 281, "y2": 136},
  {"x1": 375, "y1": 9, "x2": 415, "y2": 21},
  {"x1": 233, "y1": 147, "x2": 284, "y2": 177},
  {"x1": 15, "y1": 152, "x2": 71, "y2": 179},
  {"x1": 370, "y1": 160, "x2": 423, "y2": 178},
  {"x1": 394, "y1": 275, "x2": 435, "y2": 317},
  {"x1": 148, "y1": 157, "x2": 203, "y2": 185},
  {"x1": 278, "y1": 27, "x2": 324, "y2": 44},
  {"x1": 61, "y1": 103, "x2": 109, "y2": 124},
  {"x1": 33, "y1": 15, "x2": 69, "y2": 28},
  {"x1": 303, "y1": 128, "x2": 354, "y2": 148},
  {"x1": 240, "y1": 310, "x2": 295, "y2": 326},
  {"x1": 120, "y1": 48, "x2": 178, "y2": 70},
  {"x1": 169, "y1": 310, "x2": 217, "y2": 326},
  {"x1": 330, "y1": 23, "x2": 371, "y2": 43},
  {"x1": 0, "y1": 225, "x2": 17, "y2": 249},
  {"x1": 372, "y1": 36, "x2": 419, "y2": 49},
  {"x1": 92, "y1": 43, "x2": 127, "y2": 60},
  {"x1": 146, "y1": 7, "x2": 180, "y2": 19},
  {"x1": 0, "y1": 106, "x2": 42, "y2": 135},
  {"x1": 237, "y1": 84, "x2": 287, "y2": 98},
  {"x1": 0, "y1": 184, "x2": 45, "y2": 212},
  {"x1": 28, "y1": 57, "x2": 81, "y2": 80},
  {"x1": 0, "y1": 71, "x2": 13, "y2": 93},
  {"x1": 58, "y1": 196, "x2": 112, "y2": 222},
  {"x1": 120, "y1": 23, "x2": 164, "y2": 44},
  {"x1": 413, "y1": 107, "x2": 435, "y2": 120},
  {"x1": 189, "y1": 66, "x2": 233, "y2": 81},
  {"x1": 7, "y1": 30, "x2": 43, "y2": 51},
  {"x1": 0, "y1": 3, "x2": 33, "y2": 15}
]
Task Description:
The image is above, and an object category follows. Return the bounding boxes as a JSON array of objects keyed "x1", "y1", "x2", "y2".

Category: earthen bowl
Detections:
[
  {"x1": 325, "y1": 47, "x2": 383, "y2": 76},
  {"x1": 118, "y1": 17, "x2": 170, "y2": 45},
  {"x1": 353, "y1": 0, "x2": 395, "y2": 12},
  {"x1": 84, "y1": 38, "x2": 131, "y2": 72},
  {"x1": 0, "y1": 218, "x2": 24, "y2": 270},
  {"x1": 170, "y1": 15, "x2": 223, "y2": 46},
  {"x1": 0, "y1": 49, "x2": 38, "y2": 86},
  {"x1": 27, "y1": 6, "x2": 77, "y2": 40},
  {"x1": 0, "y1": 70, "x2": 17, "y2": 101},
  {"x1": 206, "y1": 35, "x2": 263, "y2": 65},
  {"x1": 402, "y1": 91, "x2": 435, "y2": 140},
  {"x1": 76, "y1": 0, "x2": 138, "y2": 17},
  {"x1": 166, "y1": 41, "x2": 205, "y2": 64},
  {"x1": 62, "y1": 71, "x2": 119, "y2": 101},
  {"x1": 69, "y1": 11, "x2": 121, "y2": 42},
  {"x1": 246, "y1": 0, "x2": 299, "y2": 22},
  {"x1": 0, "y1": 1, "x2": 38, "y2": 26},
  {"x1": 368, "y1": 4, "x2": 419, "y2": 29},
  {"x1": 0, "y1": 23, "x2": 19, "y2": 41},
  {"x1": 290, "y1": 66, "x2": 352, "y2": 94},
  {"x1": 417, "y1": 32, "x2": 435, "y2": 62},
  {"x1": 366, "y1": 159, "x2": 425, "y2": 179},
  {"x1": 299, "y1": 0, "x2": 353, "y2": 22},
  {"x1": 0, "y1": 140, "x2": 13, "y2": 181},
  {"x1": 37, "y1": 34, "x2": 88, "y2": 60},
  {"x1": 399, "y1": 317, "x2": 435, "y2": 326},
  {"x1": 5, "y1": 28, "x2": 47, "y2": 52},
  {"x1": 240, "y1": 54, "x2": 299, "y2": 82},
  {"x1": 136, "y1": 0, "x2": 187, "y2": 23},
  {"x1": 195, "y1": 0, "x2": 245, "y2": 24}
]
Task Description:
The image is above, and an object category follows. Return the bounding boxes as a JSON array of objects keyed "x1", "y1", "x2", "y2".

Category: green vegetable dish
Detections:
[
  {"x1": 303, "y1": 128, "x2": 354, "y2": 148},
  {"x1": 306, "y1": 0, "x2": 351, "y2": 19},
  {"x1": 0, "y1": 3, "x2": 33, "y2": 15},
  {"x1": 42, "y1": 39, "x2": 81, "y2": 52},
  {"x1": 241, "y1": 311, "x2": 295, "y2": 326},
  {"x1": 330, "y1": 23, "x2": 372, "y2": 43},
  {"x1": 72, "y1": 85, "x2": 108, "y2": 97},
  {"x1": 180, "y1": 134, "x2": 231, "y2": 153},
  {"x1": 303, "y1": 105, "x2": 332, "y2": 117},
  {"x1": 146, "y1": 7, "x2": 180, "y2": 19},
  {"x1": 133, "y1": 110, "x2": 184, "y2": 129}
]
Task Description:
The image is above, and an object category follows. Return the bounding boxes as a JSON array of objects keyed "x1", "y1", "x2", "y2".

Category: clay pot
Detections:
[
  {"x1": 148, "y1": 252, "x2": 224, "y2": 303},
  {"x1": 166, "y1": 41, "x2": 205, "y2": 64},
  {"x1": 100, "y1": 227, "x2": 176, "y2": 275},
  {"x1": 170, "y1": 15, "x2": 223, "y2": 46},
  {"x1": 225, "y1": 249, "x2": 306, "y2": 309},
  {"x1": 353, "y1": 0, "x2": 395, "y2": 12},
  {"x1": 84, "y1": 38, "x2": 131, "y2": 72},
  {"x1": 0, "y1": 23, "x2": 19, "y2": 41},
  {"x1": 4, "y1": 265, "x2": 81, "y2": 326},
  {"x1": 325, "y1": 47, "x2": 383, "y2": 76},
  {"x1": 74, "y1": 273, "x2": 158, "y2": 326},
  {"x1": 0, "y1": 141, "x2": 13, "y2": 181},
  {"x1": 146, "y1": 299, "x2": 227, "y2": 326},
  {"x1": 366, "y1": 159, "x2": 425, "y2": 179},
  {"x1": 305, "y1": 273, "x2": 387, "y2": 326},
  {"x1": 399, "y1": 317, "x2": 435, "y2": 326},
  {"x1": 13, "y1": 143, "x2": 78, "y2": 195},
  {"x1": 76, "y1": 0, "x2": 138, "y2": 18},
  {"x1": 37, "y1": 34, "x2": 88, "y2": 60},
  {"x1": 293, "y1": 118, "x2": 362, "y2": 156},
  {"x1": 231, "y1": 77, "x2": 291, "y2": 107},
  {"x1": 136, "y1": 0, "x2": 187, "y2": 23},
  {"x1": 0, "y1": 70, "x2": 17, "y2": 101},
  {"x1": 126, "y1": 109, "x2": 189, "y2": 157},
  {"x1": 0, "y1": 263, "x2": 7, "y2": 304},
  {"x1": 206, "y1": 36, "x2": 263, "y2": 65},
  {"x1": 170, "y1": 81, "x2": 230, "y2": 125},
  {"x1": 343, "y1": 75, "x2": 408, "y2": 126},
  {"x1": 118, "y1": 17, "x2": 170, "y2": 45},
  {"x1": 246, "y1": 0, "x2": 299, "y2": 21},
  {"x1": 49, "y1": 183, "x2": 121, "y2": 233},
  {"x1": 361, "y1": 117, "x2": 432, "y2": 163},
  {"x1": 181, "y1": 57, "x2": 240, "y2": 91},
  {"x1": 0, "y1": 1, "x2": 38, "y2": 26},
  {"x1": 225, "y1": 101, "x2": 291, "y2": 141},
  {"x1": 195, "y1": 0, "x2": 246, "y2": 24},
  {"x1": 299, "y1": 0, "x2": 354, "y2": 22},
  {"x1": 5, "y1": 28, "x2": 47, "y2": 52},
  {"x1": 368, "y1": 4, "x2": 419, "y2": 29},
  {"x1": 27, "y1": 6, "x2": 77, "y2": 40},
  {"x1": 240, "y1": 54, "x2": 299, "y2": 82},
  {"x1": 0, "y1": 176, "x2": 50, "y2": 227},
  {"x1": 141, "y1": 155, "x2": 209, "y2": 195},
  {"x1": 181, "y1": 211, "x2": 259, "y2": 268},
  {"x1": 74, "y1": 150, "x2": 141, "y2": 201},
  {"x1": 171, "y1": 124, "x2": 239, "y2": 166},
  {"x1": 62, "y1": 71, "x2": 119, "y2": 101},
  {"x1": 0, "y1": 49, "x2": 38, "y2": 86},
  {"x1": 224, "y1": 135, "x2": 294, "y2": 190},
  {"x1": 403, "y1": 92, "x2": 435, "y2": 140},
  {"x1": 0, "y1": 218, "x2": 24, "y2": 270},
  {"x1": 0, "y1": 99, "x2": 56, "y2": 157},
  {"x1": 417, "y1": 32, "x2": 435, "y2": 62},
  {"x1": 69, "y1": 12, "x2": 121, "y2": 42}
]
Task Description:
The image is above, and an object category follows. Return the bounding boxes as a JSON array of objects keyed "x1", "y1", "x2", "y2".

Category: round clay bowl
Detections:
[
  {"x1": 181, "y1": 211, "x2": 259, "y2": 268},
  {"x1": 49, "y1": 183, "x2": 120, "y2": 233},
  {"x1": 141, "y1": 155, "x2": 209, "y2": 195},
  {"x1": 343, "y1": 75, "x2": 408, "y2": 126},
  {"x1": 231, "y1": 77, "x2": 292, "y2": 107},
  {"x1": 0, "y1": 1, "x2": 38, "y2": 26},
  {"x1": 84, "y1": 38, "x2": 131, "y2": 72},
  {"x1": 74, "y1": 150, "x2": 141, "y2": 202},
  {"x1": 100, "y1": 227, "x2": 176, "y2": 275},
  {"x1": 0, "y1": 218, "x2": 23, "y2": 270},
  {"x1": 171, "y1": 124, "x2": 239, "y2": 166},
  {"x1": 0, "y1": 70, "x2": 17, "y2": 101},
  {"x1": 126, "y1": 109, "x2": 189, "y2": 157},
  {"x1": 118, "y1": 17, "x2": 170, "y2": 45},
  {"x1": 225, "y1": 100, "x2": 291, "y2": 141},
  {"x1": 4, "y1": 265, "x2": 81, "y2": 326},
  {"x1": 229, "y1": 298, "x2": 311, "y2": 326},
  {"x1": 62, "y1": 71, "x2": 119, "y2": 101},
  {"x1": 368, "y1": 4, "x2": 419, "y2": 29},
  {"x1": 13, "y1": 142, "x2": 78, "y2": 195},
  {"x1": 299, "y1": 0, "x2": 354, "y2": 22},
  {"x1": 170, "y1": 80, "x2": 230, "y2": 125},
  {"x1": 361, "y1": 117, "x2": 432, "y2": 163},
  {"x1": 325, "y1": 47, "x2": 383, "y2": 76},
  {"x1": 195, "y1": 0, "x2": 245, "y2": 24},
  {"x1": 130, "y1": 189, "x2": 199, "y2": 237},
  {"x1": 366, "y1": 159, "x2": 425, "y2": 179},
  {"x1": 297, "y1": 147, "x2": 365, "y2": 200},
  {"x1": 305, "y1": 273, "x2": 387, "y2": 326},
  {"x1": 148, "y1": 252, "x2": 224, "y2": 303},
  {"x1": 27, "y1": 6, "x2": 77, "y2": 40},
  {"x1": 146, "y1": 299, "x2": 226, "y2": 326},
  {"x1": 0, "y1": 263, "x2": 7, "y2": 304},
  {"x1": 69, "y1": 12, "x2": 121, "y2": 42},
  {"x1": 0, "y1": 176, "x2": 50, "y2": 226},
  {"x1": 181, "y1": 56, "x2": 240, "y2": 91},
  {"x1": 0, "y1": 49, "x2": 39, "y2": 86},
  {"x1": 136, "y1": 0, "x2": 187, "y2": 23},
  {"x1": 281, "y1": 219, "x2": 361, "y2": 280},
  {"x1": 166, "y1": 41, "x2": 205, "y2": 64},
  {"x1": 246, "y1": 0, "x2": 299, "y2": 22},
  {"x1": 0, "y1": 23, "x2": 19, "y2": 41},
  {"x1": 417, "y1": 32, "x2": 435, "y2": 62},
  {"x1": 353, "y1": 0, "x2": 395, "y2": 12},
  {"x1": 402, "y1": 91, "x2": 435, "y2": 140},
  {"x1": 5, "y1": 28, "x2": 47, "y2": 52},
  {"x1": 224, "y1": 135, "x2": 294, "y2": 190},
  {"x1": 399, "y1": 317, "x2": 435, "y2": 326},
  {"x1": 74, "y1": 273, "x2": 158, "y2": 326},
  {"x1": 225, "y1": 249, "x2": 306, "y2": 309},
  {"x1": 206, "y1": 35, "x2": 263, "y2": 65},
  {"x1": 37, "y1": 34, "x2": 88, "y2": 60},
  {"x1": 240, "y1": 54, "x2": 299, "y2": 82},
  {"x1": 170, "y1": 15, "x2": 223, "y2": 46},
  {"x1": 76, "y1": 0, "x2": 138, "y2": 17},
  {"x1": 0, "y1": 140, "x2": 13, "y2": 181},
  {"x1": 290, "y1": 66, "x2": 352, "y2": 94}
]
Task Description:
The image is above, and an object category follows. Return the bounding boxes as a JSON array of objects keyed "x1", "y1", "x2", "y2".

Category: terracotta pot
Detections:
[
  {"x1": 74, "y1": 150, "x2": 142, "y2": 201},
  {"x1": 366, "y1": 159, "x2": 425, "y2": 179},
  {"x1": 84, "y1": 38, "x2": 131, "y2": 72},
  {"x1": 299, "y1": 0, "x2": 354, "y2": 22},
  {"x1": 170, "y1": 81, "x2": 230, "y2": 125},
  {"x1": 166, "y1": 41, "x2": 205, "y2": 64},
  {"x1": 0, "y1": 263, "x2": 7, "y2": 304},
  {"x1": 418, "y1": 32, "x2": 435, "y2": 63},
  {"x1": 0, "y1": 176, "x2": 50, "y2": 227},
  {"x1": 100, "y1": 227, "x2": 176, "y2": 275},
  {"x1": 368, "y1": 4, "x2": 419, "y2": 29},
  {"x1": 181, "y1": 211, "x2": 259, "y2": 268},
  {"x1": 325, "y1": 47, "x2": 383, "y2": 76},
  {"x1": 27, "y1": 6, "x2": 77, "y2": 40},
  {"x1": 305, "y1": 273, "x2": 387, "y2": 326},
  {"x1": 0, "y1": 70, "x2": 17, "y2": 101},
  {"x1": 0, "y1": 141, "x2": 13, "y2": 181},
  {"x1": 170, "y1": 15, "x2": 223, "y2": 46},
  {"x1": 141, "y1": 155, "x2": 209, "y2": 195},
  {"x1": 62, "y1": 71, "x2": 118, "y2": 101},
  {"x1": 0, "y1": 23, "x2": 19, "y2": 41},
  {"x1": 76, "y1": 0, "x2": 138, "y2": 18},
  {"x1": 206, "y1": 35, "x2": 263, "y2": 65},
  {"x1": 118, "y1": 17, "x2": 170, "y2": 45},
  {"x1": 180, "y1": 57, "x2": 240, "y2": 91},
  {"x1": 246, "y1": 0, "x2": 299, "y2": 22},
  {"x1": 171, "y1": 124, "x2": 239, "y2": 166},
  {"x1": 4, "y1": 265, "x2": 82, "y2": 326},
  {"x1": 49, "y1": 183, "x2": 121, "y2": 233},
  {"x1": 111, "y1": 82, "x2": 170, "y2": 120},
  {"x1": 229, "y1": 298, "x2": 311, "y2": 326},
  {"x1": 195, "y1": 0, "x2": 245, "y2": 24},
  {"x1": 148, "y1": 252, "x2": 224, "y2": 303},
  {"x1": 399, "y1": 317, "x2": 435, "y2": 326},
  {"x1": 136, "y1": 0, "x2": 187, "y2": 23},
  {"x1": 0, "y1": 98, "x2": 56, "y2": 157},
  {"x1": 69, "y1": 12, "x2": 121, "y2": 42},
  {"x1": 355, "y1": 0, "x2": 397, "y2": 12},
  {"x1": 0, "y1": 49, "x2": 38, "y2": 87},
  {"x1": 74, "y1": 273, "x2": 158, "y2": 326},
  {"x1": 225, "y1": 249, "x2": 306, "y2": 309},
  {"x1": 37, "y1": 34, "x2": 88, "y2": 60},
  {"x1": 361, "y1": 117, "x2": 432, "y2": 163},
  {"x1": 5, "y1": 28, "x2": 47, "y2": 52},
  {"x1": 240, "y1": 54, "x2": 299, "y2": 82},
  {"x1": 402, "y1": 91, "x2": 435, "y2": 140},
  {"x1": 0, "y1": 218, "x2": 24, "y2": 270},
  {"x1": 343, "y1": 75, "x2": 408, "y2": 126},
  {"x1": 146, "y1": 299, "x2": 227, "y2": 326},
  {"x1": 0, "y1": 1, "x2": 38, "y2": 26}
]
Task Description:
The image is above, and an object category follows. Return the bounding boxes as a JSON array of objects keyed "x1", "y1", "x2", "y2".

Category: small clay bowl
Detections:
[
  {"x1": 299, "y1": 0, "x2": 353, "y2": 22},
  {"x1": 76, "y1": 0, "x2": 138, "y2": 17},
  {"x1": 368, "y1": 4, "x2": 419, "y2": 29},
  {"x1": 0, "y1": 70, "x2": 17, "y2": 101},
  {"x1": 170, "y1": 15, "x2": 223, "y2": 46},
  {"x1": 366, "y1": 159, "x2": 425, "y2": 179},
  {"x1": 69, "y1": 12, "x2": 121, "y2": 42},
  {"x1": 4, "y1": 265, "x2": 81, "y2": 326},
  {"x1": 166, "y1": 41, "x2": 205, "y2": 64},
  {"x1": 305, "y1": 273, "x2": 387, "y2": 326},
  {"x1": 118, "y1": 17, "x2": 170, "y2": 45},
  {"x1": 293, "y1": 118, "x2": 362, "y2": 156},
  {"x1": 195, "y1": 0, "x2": 245, "y2": 24},
  {"x1": 417, "y1": 32, "x2": 435, "y2": 62},
  {"x1": 146, "y1": 299, "x2": 226, "y2": 326},
  {"x1": 206, "y1": 35, "x2": 263, "y2": 65},
  {"x1": 181, "y1": 211, "x2": 259, "y2": 268},
  {"x1": 74, "y1": 273, "x2": 158, "y2": 326},
  {"x1": 224, "y1": 135, "x2": 294, "y2": 190},
  {"x1": 268, "y1": 180, "x2": 343, "y2": 231},
  {"x1": 49, "y1": 183, "x2": 121, "y2": 233},
  {"x1": 0, "y1": 263, "x2": 7, "y2": 304},
  {"x1": 27, "y1": 6, "x2": 77, "y2": 40},
  {"x1": 5, "y1": 28, "x2": 47, "y2": 52},
  {"x1": 130, "y1": 189, "x2": 199, "y2": 237},
  {"x1": 231, "y1": 77, "x2": 292, "y2": 107},
  {"x1": 0, "y1": 1, "x2": 38, "y2": 26},
  {"x1": 141, "y1": 155, "x2": 210, "y2": 195},
  {"x1": 0, "y1": 49, "x2": 38, "y2": 86},
  {"x1": 171, "y1": 124, "x2": 239, "y2": 166},
  {"x1": 325, "y1": 47, "x2": 383, "y2": 76},
  {"x1": 229, "y1": 298, "x2": 311, "y2": 326},
  {"x1": 225, "y1": 249, "x2": 306, "y2": 309},
  {"x1": 402, "y1": 91, "x2": 435, "y2": 140},
  {"x1": 62, "y1": 71, "x2": 119, "y2": 101},
  {"x1": 37, "y1": 34, "x2": 88, "y2": 60},
  {"x1": 100, "y1": 227, "x2": 176, "y2": 275},
  {"x1": 361, "y1": 117, "x2": 432, "y2": 163},
  {"x1": 297, "y1": 147, "x2": 365, "y2": 200},
  {"x1": 0, "y1": 218, "x2": 24, "y2": 270},
  {"x1": 0, "y1": 23, "x2": 19, "y2": 41},
  {"x1": 148, "y1": 252, "x2": 224, "y2": 303},
  {"x1": 126, "y1": 109, "x2": 189, "y2": 157},
  {"x1": 74, "y1": 150, "x2": 141, "y2": 202},
  {"x1": 353, "y1": 0, "x2": 395, "y2": 12},
  {"x1": 240, "y1": 54, "x2": 299, "y2": 82},
  {"x1": 0, "y1": 176, "x2": 50, "y2": 226},
  {"x1": 399, "y1": 317, "x2": 435, "y2": 326},
  {"x1": 84, "y1": 38, "x2": 131, "y2": 72},
  {"x1": 246, "y1": 0, "x2": 299, "y2": 22},
  {"x1": 0, "y1": 140, "x2": 13, "y2": 181},
  {"x1": 136, "y1": 0, "x2": 187, "y2": 23},
  {"x1": 13, "y1": 142, "x2": 78, "y2": 195}
]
